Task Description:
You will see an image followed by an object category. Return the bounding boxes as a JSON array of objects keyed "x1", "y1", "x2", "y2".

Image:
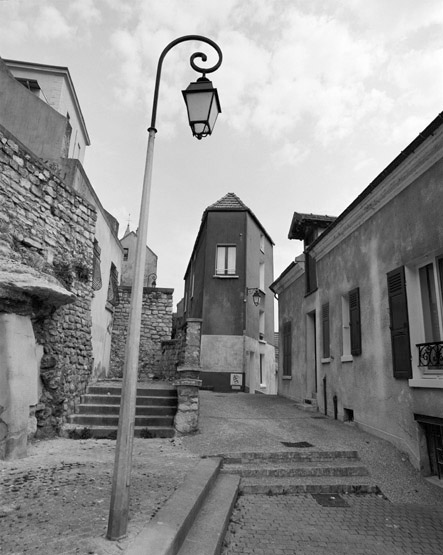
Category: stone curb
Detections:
[{"x1": 124, "y1": 457, "x2": 222, "y2": 555}]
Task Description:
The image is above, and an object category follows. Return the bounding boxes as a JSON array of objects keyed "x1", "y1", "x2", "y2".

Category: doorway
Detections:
[{"x1": 306, "y1": 311, "x2": 318, "y2": 400}]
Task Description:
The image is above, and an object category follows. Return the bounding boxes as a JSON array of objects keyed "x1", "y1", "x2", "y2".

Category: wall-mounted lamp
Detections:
[
  {"x1": 245, "y1": 287, "x2": 261, "y2": 307},
  {"x1": 148, "y1": 273, "x2": 157, "y2": 287}
]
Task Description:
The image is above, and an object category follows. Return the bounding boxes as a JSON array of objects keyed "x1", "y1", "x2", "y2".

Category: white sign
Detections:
[{"x1": 230, "y1": 373, "x2": 243, "y2": 387}]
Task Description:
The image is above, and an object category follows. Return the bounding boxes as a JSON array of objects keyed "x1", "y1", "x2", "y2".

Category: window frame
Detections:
[{"x1": 215, "y1": 244, "x2": 237, "y2": 276}]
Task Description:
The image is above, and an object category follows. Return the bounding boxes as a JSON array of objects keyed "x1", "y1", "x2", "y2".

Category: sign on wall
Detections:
[{"x1": 230, "y1": 373, "x2": 243, "y2": 390}]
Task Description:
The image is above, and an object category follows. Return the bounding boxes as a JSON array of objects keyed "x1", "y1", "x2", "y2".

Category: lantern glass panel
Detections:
[{"x1": 185, "y1": 90, "x2": 214, "y2": 123}]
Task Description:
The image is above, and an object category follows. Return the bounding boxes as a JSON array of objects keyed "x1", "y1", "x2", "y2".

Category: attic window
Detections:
[{"x1": 16, "y1": 77, "x2": 41, "y2": 93}]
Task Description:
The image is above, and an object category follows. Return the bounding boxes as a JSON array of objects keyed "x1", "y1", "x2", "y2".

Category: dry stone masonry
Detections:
[
  {"x1": 110, "y1": 285, "x2": 173, "y2": 379},
  {"x1": 0, "y1": 125, "x2": 96, "y2": 458}
]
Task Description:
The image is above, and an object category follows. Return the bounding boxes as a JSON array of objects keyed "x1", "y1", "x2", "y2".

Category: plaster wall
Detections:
[
  {"x1": 0, "y1": 314, "x2": 41, "y2": 459},
  {"x1": 5, "y1": 64, "x2": 88, "y2": 162},
  {"x1": 0, "y1": 59, "x2": 70, "y2": 161},
  {"x1": 120, "y1": 232, "x2": 157, "y2": 287}
]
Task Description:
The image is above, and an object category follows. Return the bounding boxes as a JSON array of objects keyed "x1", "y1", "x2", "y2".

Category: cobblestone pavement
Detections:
[
  {"x1": 221, "y1": 493, "x2": 443, "y2": 555},
  {"x1": 0, "y1": 437, "x2": 198, "y2": 554}
]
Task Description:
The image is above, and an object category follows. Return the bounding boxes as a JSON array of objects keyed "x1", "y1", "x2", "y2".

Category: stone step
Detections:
[
  {"x1": 220, "y1": 449, "x2": 360, "y2": 464},
  {"x1": 222, "y1": 460, "x2": 369, "y2": 478},
  {"x1": 68, "y1": 414, "x2": 174, "y2": 427},
  {"x1": 76, "y1": 404, "x2": 176, "y2": 416},
  {"x1": 238, "y1": 475, "x2": 380, "y2": 495},
  {"x1": 177, "y1": 473, "x2": 240, "y2": 555},
  {"x1": 81, "y1": 394, "x2": 177, "y2": 406},
  {"x1": 86, "y1": 385, "x2": 177, "y2": 397},
  {"x1": 64, "y1": 424, "x2": 175, "y2": 439}
]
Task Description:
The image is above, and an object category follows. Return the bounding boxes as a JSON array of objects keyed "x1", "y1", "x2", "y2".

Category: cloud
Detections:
[
  {"x1": 271, "y1": 141, "x2": 309, "y2": 168},
  {"x1": 35, "y1": 5, "x2": 75, "y2": 40},
  {"x1": 106, "y1": 0, "x2": 442, "y2": 150},
  {"x1": 69, "y1": 0, "x2": 101, "y2": 24}
]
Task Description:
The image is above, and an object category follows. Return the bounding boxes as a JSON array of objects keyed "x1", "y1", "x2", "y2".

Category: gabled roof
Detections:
[
  {"x1": 288, "y1": 212, "x2": 336, "y2": 241},
  {"x1": 204, "y1": 193, "x2": 274, "y2": 244},
  {"x1": 206, "y1": 192, "x2": 249, "y2": 211}
]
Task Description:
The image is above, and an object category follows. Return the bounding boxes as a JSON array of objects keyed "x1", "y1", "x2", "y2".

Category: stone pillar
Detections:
[{"x1": 174, "y1": 319, "x2": 202, "y2": 434}]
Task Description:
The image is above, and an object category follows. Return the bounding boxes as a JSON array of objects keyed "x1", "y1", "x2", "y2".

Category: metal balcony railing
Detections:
[{"x1": 417, "y1": 341, "x2": 443, "y2": 368}]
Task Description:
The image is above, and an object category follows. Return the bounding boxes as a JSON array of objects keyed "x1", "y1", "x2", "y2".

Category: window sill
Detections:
[
  {"x1": 341, "y1": 354, "x2": 353, "y2": 363},
  {"x1": 321, "y1": 357, "x2": 331, "y2": 364},
  {"x1": 409, "y1": 377, "x2": 443, "y2": 389},
  {"x1": 213, "y1": 274, "x2": 239, "y2": 279},
  {"x1": 282, "y1": 375, "x2": 292, "y2": 380}
]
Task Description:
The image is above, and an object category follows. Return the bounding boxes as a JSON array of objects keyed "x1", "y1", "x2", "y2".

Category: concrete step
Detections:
[
  {"x1": 68, "y1": 414, "x2": 174, "y2": 427},
  {"x1": 177, "y1": 474, "x2": 240, "y2": 555},
  {"x1": 125, "y1": 458, "x2": 223, "y2": 555},
  {"x1": 86, "y1": 385, "x2": 177, "y2": 396},
  {"x1": 76, "y1": 404, "x2": 176, "y2": 416},
  {"x1": 64, "y1": 424, "x2": 175, "y2": 439},
  {"x1": 220, "y1": 449, "x2": 360, "y2": 464},
  {"x1": 81, "y1": 394, "x2": 177, "y2": 406},
  {"x1": 222, "y1": 459, "x2": 369, "y2": 478}
]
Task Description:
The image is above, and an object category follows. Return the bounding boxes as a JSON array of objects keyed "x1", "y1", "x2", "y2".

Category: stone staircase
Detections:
[
  {"x1": 67, "y1": 382, "x2": 177, "y2": 438},
  {"x1": 220, "y1": 449, "x2": 379, "y2": 495}
]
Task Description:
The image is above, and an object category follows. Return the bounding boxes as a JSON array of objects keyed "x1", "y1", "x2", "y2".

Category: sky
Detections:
[{"x1": 0, "y1": 0, "x2": 442, "y2": 315}]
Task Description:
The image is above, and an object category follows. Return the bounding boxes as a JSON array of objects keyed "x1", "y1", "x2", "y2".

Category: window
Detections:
[
  {"x1": 260, "y1": 354, "x2": 265, "y2": 385},
  {"x1": 419, "y1": 261, "x2": 443, "y2": 342},
  {"x1": 341, "y1": 288, "x2": 361, "y2": 360},
  {"x1": 322, "y1": 302, "x2": 330, "y2": 359},
  {"x1": 282, "y1": 321, "x2": 292, "y2": 377},
  {"x1": 259, "y1": 310, "x2": 265, "y2": 341},
  {"x1": 92, "y1": 240, "x2": 102, "y2": 291},
  {"x1": 349, "y1": 288, "x2": 361, "y2": 356},
  {"x1": 387, "y1": 267, "x2": 412, "y2": 379},
  {"x1": 259, "y1": 262, "x2": 265, "y2": 291},
  {"x1": 123, "y1": 248, "x2": 129, "y2": 261},
  {"x1": 107, "y1": 263, "x2": 119, "y2": 306},
  {"x1": 416, "y1": 258, "x2": 443, "y2": 371},
  {"x1": 216, "y1": 245, "x2": 236, "y2": 275},
  {"x1": 260, "y1": 234, "x2": 265, "y2": 253}
]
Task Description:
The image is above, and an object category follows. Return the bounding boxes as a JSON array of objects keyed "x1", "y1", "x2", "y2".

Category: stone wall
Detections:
[
  {"x1": 0, "y1": 125, "x2": 96, "y2": 443},
  {"x1": 110, "y1": 286, "x2": 173, "y2": 379}
]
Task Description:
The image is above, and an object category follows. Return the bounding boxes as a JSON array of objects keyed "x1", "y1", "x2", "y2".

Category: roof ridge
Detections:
[{"x1": 206, "y1": 192, "x2": 249, "y2": 211}]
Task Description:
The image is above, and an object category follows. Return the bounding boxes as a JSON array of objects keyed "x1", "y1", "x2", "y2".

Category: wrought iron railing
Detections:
[{"x1": 417, "y1": 341, "x2": 443, "y2": 368}]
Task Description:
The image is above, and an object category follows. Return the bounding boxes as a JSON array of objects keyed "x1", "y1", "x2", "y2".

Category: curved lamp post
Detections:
[{"x1": 107, "y1": 35, "x2": 222, "y2": 541}]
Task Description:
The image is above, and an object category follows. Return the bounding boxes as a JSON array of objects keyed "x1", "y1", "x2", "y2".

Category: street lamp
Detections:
[{"x1": 107, "y1": 35, "x2": 223, "y2": 541}]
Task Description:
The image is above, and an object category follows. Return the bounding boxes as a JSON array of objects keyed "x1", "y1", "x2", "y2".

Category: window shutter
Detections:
[
  {"x1": 305, "y1": 252, "x2": 317, "y2": 294},
  {"x1": 387, "y1": 266, "x2": 412, "y2": 379},
  {"x1": 349, "y1": 288, "x2": 361, "y2": 356},
  {"x1": 322, "y1": 302, "x2": 330, "y2": 358},
  {"x1": 283, "y1": 321, "x2": 292, "y2": 376}
]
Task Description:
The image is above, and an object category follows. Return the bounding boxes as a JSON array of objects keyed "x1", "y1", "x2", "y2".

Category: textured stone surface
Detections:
[
  {"x1": 0, "y1": 127, "x2": 96, "y2": 444},
  {"x1": 109, "y1": 286, "x2": 173, "y2": 379}
]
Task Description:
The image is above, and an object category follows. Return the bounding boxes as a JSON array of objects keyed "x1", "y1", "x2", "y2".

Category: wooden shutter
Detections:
[
  {"x1": 305, "y1": 252, "x2": 317, "y2": 294},
  {"x1": 349, "y1": 288, "x2": 361, "y2": 356},
  {"x1": 322, "y1": 302, "x2": 330, "y2": 358},
  {"x1": 282, "y1": 321, "x2": 292, "y2": 376},
  {"x1": 387, "y1": 266, "x2": 412, "y2": 379}
]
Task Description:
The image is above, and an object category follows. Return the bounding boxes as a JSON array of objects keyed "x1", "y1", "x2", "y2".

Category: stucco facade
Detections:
[
  {"x1": 183, "y1": 193, "x2": 276, "y2": 393},
  {"x1": 272, "y1": 113, "x2": 443, "y2": 479}
]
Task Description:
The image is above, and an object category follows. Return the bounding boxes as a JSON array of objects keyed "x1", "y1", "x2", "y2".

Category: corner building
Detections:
[{"x1": 183, "y1": 193, "x2": 276, "y2": 393}]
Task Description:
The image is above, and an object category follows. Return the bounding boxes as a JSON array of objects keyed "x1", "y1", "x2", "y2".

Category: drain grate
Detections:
[
  {"x1": 311, "y1": 494, "x2": 350, "y2": 507},
  {"x1": 281, "y1": 441, "x2": 314, "y2": 448}
]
